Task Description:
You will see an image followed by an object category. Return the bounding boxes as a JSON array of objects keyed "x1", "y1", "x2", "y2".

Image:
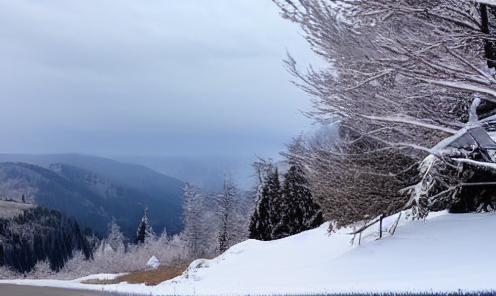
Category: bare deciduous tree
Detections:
[
  {"x1": 215, "y1": 173, "x2": 249, "y2": 252},
  {"x1": 181, "y1": 183, "x2": 216, "y2": 258},
  {"x1": 276, "y1": 0, "x2": 495, "y2": 150},
  {"x1": 274, "y1": 0, "x2": 496, "y2": 230}
]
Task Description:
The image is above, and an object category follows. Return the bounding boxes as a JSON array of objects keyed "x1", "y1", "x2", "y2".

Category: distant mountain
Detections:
[
  {"x1": 0, "y1": 154, "x2": 185, "y2": 238},
  {"x1": 111, "y1": 155, "x2": 257, "y2": 192}
]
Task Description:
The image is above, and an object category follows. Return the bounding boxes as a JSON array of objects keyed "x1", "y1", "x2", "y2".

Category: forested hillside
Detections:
[
  {"x1": 0, "y1": 159, "x2": 184, "y2": 237},
  {"x1": 0, "y1": 207, "x2": 93, "y2": 273}
]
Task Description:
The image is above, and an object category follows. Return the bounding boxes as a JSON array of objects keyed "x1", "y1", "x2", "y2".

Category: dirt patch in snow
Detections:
[{"x1": 82, "y1": 262, "x2": 191, "y2": 286}]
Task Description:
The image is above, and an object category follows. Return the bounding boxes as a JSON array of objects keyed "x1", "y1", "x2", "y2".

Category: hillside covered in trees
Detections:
[
  {"x1": 0, "y1": 206, "x2": 93, "y2": 273},
  {"x1": 0, "y1": 156, "x2": 185, "y2": 237}
]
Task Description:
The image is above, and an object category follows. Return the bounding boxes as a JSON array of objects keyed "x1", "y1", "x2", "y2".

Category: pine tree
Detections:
[
  {"x1": 136, "y1": 205, "x2": 155, "y2": 244},
  {"x1": 106, "y1": 218, "x2": 125, "y2": 252},
  {"x1": 249, "y1": 159, "x2": 272, "y2": 240},
  {"x1": 249, "y1": 158, "x2": 324, "y2": 241},
  {"x1": 282, "y1": 165, "x2": 323, "y2": 234},
  {"x1": 249, "y1": 165, "x2": 284, "y2": 241},
  {"x1": 249, "y1": 180, "x2": 272, "y2": 241},
  {"x1": 267, "y1": 168, "x2": 287, "y2": 240},
  {"x1": 0, "y1": 207, "x2": 92, "y2": 273}
]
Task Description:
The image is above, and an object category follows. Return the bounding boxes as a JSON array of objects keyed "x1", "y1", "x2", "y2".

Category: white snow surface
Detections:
[
  {"x1": 146, "y1": 255, "x2": 160, "y2": 269},
  {"x1": 1, "y1": 211, "x2": 495, "y2": 294}
]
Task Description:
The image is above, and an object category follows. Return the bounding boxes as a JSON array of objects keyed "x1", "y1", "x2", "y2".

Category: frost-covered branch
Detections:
[{"x1": 274, "y1": 0, "x2": 496, "y2": 229}]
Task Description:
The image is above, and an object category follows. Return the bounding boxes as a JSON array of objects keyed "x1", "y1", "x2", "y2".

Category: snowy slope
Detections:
[{"x1": 1, "y1": 211, "x2": 495, "y2": 294}]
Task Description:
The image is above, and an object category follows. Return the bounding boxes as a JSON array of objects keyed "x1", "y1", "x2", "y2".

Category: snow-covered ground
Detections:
[{"x1": 1, "y1": 211, "x2": 495, "y2": 295}]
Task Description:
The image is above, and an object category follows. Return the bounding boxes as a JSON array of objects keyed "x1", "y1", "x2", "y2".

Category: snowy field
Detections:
[
  {"x1": 1, "y1": 211, "x2": 495, "y2": 295},
  {"x1": 0, "y1": 200, "x2": 36, "y2": 219}
]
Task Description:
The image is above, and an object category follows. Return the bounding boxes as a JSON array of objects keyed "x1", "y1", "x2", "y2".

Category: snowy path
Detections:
[{"x1": 0, "y1": 284, "x2": 109, "y2": 296}]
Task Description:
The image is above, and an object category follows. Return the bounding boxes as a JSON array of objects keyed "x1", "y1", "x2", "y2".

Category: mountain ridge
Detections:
[{"x1": 0, "y1": 154, "x2": 185, "y2": 238}]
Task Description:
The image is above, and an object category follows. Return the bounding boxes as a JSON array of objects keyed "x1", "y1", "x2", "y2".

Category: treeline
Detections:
[
  {"x1": 0, "y1": 172, "x2": 256, "y2": 277},
  {"x1": 0, "y1": 207, "x2": 94, "y2": 273}
]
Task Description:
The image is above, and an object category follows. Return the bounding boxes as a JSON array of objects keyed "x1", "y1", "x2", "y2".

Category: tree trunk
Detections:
[{"x1": 481, "y1": 4, "x2": 496, "y2": 69}]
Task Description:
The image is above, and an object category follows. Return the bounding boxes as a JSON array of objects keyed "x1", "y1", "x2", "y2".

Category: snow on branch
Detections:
[
  {"x1": 360, "y1": 115, "x2": 459, "y2": 134},
  {"x1": 453, "y1": 158, "x2": 496, "y2": 170}
]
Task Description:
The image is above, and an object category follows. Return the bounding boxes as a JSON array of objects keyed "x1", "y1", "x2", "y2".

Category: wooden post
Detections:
[
  {"x1": 379, "y1": 214, "x2": 384, "y2": 239},
  {"x1": 389, "y1": 212, "x2": 402, "y2": 235}
]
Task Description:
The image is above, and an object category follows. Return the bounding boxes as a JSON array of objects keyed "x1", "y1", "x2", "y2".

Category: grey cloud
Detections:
[{"x1": 0, "y1": 0, "x2": 315, "y2": 159}]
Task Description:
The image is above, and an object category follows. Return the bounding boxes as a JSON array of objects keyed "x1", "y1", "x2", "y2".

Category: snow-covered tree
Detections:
[
  {"x1": 0, "y1": 208, "x2": 93, "y2": 273},
  {"x1": 215, "y1": 173, "x2": 238, "y2": 252},
  {"x1": 249, "y1": 156, "x2": 323, "y2": 240},
  {"x1": 273, "y1": 0, "x2": 496, "y2": 228},
  {"x1": 286, "y1": 126, "x2": 417, "y2": 230},
  {"x1": 249, "y1": 158, "x2": 274, "y2": 240},
  {"x1": 281, "y1": 164, "x2": 323, "y2": 234},
  {"x1": 181, "y1": 183, "x2": 216, "y2": 257},
  {"x1": 280, "y1": 136, "x2": 326, "y2": 234},
  {"x1": 249, "y1": 163, "x2": 282, "y2": 241},
  {"x1": 212, "y1": 173, "x2": 252, "y2": 252},
  {"x1": 267, "y1": 168, "x2": 284, "y2": 238},
  {"x1": 135, "y1": 205, "x2": 155, "y2": 244},
  {"x1": 106, "y1": 218, "x2": 125, "y2": 253},
  {"x1": 275, "y1": 0, "x2": 496, "y2": 148}
]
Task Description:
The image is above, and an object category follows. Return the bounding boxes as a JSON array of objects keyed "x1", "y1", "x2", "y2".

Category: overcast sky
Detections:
[{"x1": 0, "y1": 0, "x2": 317, "y2": 159}]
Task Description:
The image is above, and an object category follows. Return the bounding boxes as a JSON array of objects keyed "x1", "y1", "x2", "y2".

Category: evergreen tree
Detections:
[
  {"x1": 0, "y1": 207, "x2": 93, "y2": 273},
  {"x1": 282, "y1": 165, "x2": 323, "y2": 234},
  {"x1": 106, "y1": 218, "x2": 125, "y2": 252},
  {"x1": 267, "y1": 168, "x2": 286, "y2": 240},
  {"x1": 249, "y1": 165, "x2": 283, "y2": 241},
  {"x1": 249, "y1": 158, "x2": 272, "y2": 240},
  {"x1": 135, "y1": 205, "x2": 155, "y2": 244},
  {"x1": 250, "y1": 158, "x2": 324, "y2": 241},
  {"x1": 249, "y1": 180, "x2": 272, "y2": 241}
]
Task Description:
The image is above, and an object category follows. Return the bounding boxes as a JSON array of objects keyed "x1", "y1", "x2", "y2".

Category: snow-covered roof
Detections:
[
  {"x1": 448, "y1": 127, "x2": 496, "y2": 150},
  {"x1": 476, "y1": 0, "x2": 496, "y2": 5},
  {"x1": 469, "y1": 127, "x2": 496, "y2": 149}
]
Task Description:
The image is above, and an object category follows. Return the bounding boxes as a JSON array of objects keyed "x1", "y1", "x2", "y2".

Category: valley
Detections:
[{"x1": 0, "y1": 154, "x2": 185, "y2": 237}]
